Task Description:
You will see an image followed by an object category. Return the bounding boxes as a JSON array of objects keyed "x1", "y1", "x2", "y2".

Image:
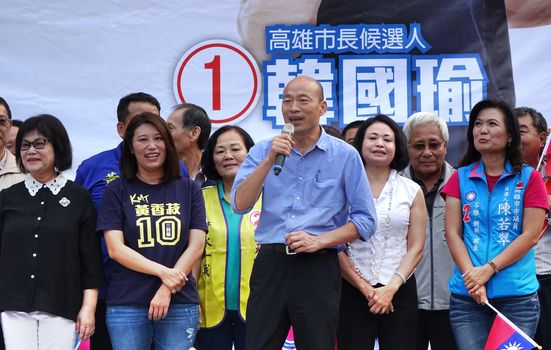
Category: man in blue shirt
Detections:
[
  {"x1": 74, "y1": 92, "x2": 163, "y2": 350},
  {"x1": 232, "y1": 76, "x2": 377, "y2": 350}
]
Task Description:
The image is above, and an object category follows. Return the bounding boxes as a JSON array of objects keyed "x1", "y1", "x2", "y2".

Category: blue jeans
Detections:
[
  {"x1": 449, "y1": 292, "x2": 540, "y2": 350},
  {"x1": 106, "y1": 304, "x2": 199, "y2": 350}
]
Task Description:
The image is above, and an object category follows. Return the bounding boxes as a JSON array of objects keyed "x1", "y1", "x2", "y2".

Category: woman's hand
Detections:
[
  {"x1": 463, "y1": 265, "x2": 494, "y2": 293},
  {"x1": 159, "y1": 267, "x2": 187, "y2": 291},
  {"x1": 368, "y1": 284, "x2": 397, "y2": 314},
  {"x1": 149, "y1": 284, "x2": 172, "y2": 320},
  {"x1": 76, "y1": 305, "x2": 95, "y2": 341},
  {"x1": 358, "y1": 279, "x2": 376, "y2": 302},
  {"x1": 469, "y1": 284, "x2": 488, "y2": 305}
]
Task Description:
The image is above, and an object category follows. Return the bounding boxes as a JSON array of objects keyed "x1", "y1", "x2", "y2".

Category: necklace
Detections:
[{"x1": 347, "y1": 171, "x2": 395, "y2": 281}]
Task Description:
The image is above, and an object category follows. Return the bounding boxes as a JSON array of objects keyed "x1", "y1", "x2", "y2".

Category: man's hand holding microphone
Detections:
[{"x1": 272, "y1": 123, "x2": 294, "y2": 175}]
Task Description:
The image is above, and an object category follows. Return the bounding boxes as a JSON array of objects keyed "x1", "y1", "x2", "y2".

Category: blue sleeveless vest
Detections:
[{"x1": 449, "y1": 160, "x2": 538, "y2": 297}]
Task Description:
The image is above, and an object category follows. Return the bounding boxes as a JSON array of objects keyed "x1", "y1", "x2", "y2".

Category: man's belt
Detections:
[{"x1": 259, "y1": 243, "x2": 337, "y2": 255}]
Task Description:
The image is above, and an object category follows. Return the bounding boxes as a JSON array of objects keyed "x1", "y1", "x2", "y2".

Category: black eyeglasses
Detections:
[
  {"x1": 20, "y1": 138, "x2": 49, "y2": 151},
  {"x1": 408, "y1": 141, "x2": 445, "y2": 152}
]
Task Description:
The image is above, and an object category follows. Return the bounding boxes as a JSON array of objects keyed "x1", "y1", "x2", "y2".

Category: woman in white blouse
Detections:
[{"x1": 337, "y1": 114, "x2": 426, "y2": 349}]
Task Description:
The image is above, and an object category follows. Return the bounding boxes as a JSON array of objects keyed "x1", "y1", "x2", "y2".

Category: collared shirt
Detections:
[
  {"x1": 0, "y1": 174, "x2": 105, "y2": 321},
  {"x1": 193, "y1": 169, "x2": 207, "y2": 186},
  {"x1": 0, "y1": 148, "x2": 25, "y2": 191},
  {"x1": 216, "y1": 181, "x2": 241, "y2": 310},
  {"x1": 408, "y1": 165, "x2": 446, "y2": 216},
  {"x1": 231, "y1": 128, "x2": 376, "y2": 245},
  {"x1": 75, "y1": 143, "x2": 124, "y2": 209},
  {"x1": 404, "y1": 162, "x2": 455, "y2": 310}
]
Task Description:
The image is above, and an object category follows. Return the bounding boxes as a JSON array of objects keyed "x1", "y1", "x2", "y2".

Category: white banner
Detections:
[{"x1": 1, "y1": 0, "x2": 550, "y2": 177}]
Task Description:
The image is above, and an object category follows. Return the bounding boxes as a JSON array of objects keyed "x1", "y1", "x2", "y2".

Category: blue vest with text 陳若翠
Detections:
[{"x1": 449, "y1": 160, "x2": 539, "y2": 298}]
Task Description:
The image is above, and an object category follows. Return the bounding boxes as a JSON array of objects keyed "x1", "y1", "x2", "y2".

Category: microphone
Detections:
[{"x1": 273, "y1": 123, "x2": 294, "y2": 176}]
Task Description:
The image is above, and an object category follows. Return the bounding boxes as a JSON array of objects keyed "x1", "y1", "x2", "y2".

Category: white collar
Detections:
[{"x1": 24, "y1": 173, "x2": 68, "y2": 196}]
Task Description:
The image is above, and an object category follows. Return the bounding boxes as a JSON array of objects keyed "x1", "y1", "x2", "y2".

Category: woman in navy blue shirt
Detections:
[{"x1": 97, "y1": 112, "x2": 207, "y2": 350}]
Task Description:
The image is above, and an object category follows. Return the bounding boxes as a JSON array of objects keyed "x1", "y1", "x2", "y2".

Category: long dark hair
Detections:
[
  {"x1": 352, "y1": 114, "x2": 409, "y2": 171},
  {"x1": 459, "y1": 100, "x2": 522, "y2": 173},
  {"x1": 120, "y1": 112, "x2": 181, "y2": 182}
]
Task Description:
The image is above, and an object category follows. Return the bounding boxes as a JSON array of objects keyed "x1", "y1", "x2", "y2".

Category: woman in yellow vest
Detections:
[{"x1": 194, "y1": 126, "x2": 260, "y2": 350}]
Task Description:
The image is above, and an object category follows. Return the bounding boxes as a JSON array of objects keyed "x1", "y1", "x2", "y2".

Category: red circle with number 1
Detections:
[{"x1": 173, "y1": 40, "x2": 261, "y2": 125}]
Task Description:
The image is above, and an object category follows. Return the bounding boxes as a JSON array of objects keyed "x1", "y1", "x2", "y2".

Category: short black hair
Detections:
[
  {"x1": 0, "y1": 97, "x2": 12, "y2": 119},
  {"x1": 352, "y1": 114, "x2": 409, "y2": 171},
  {"x1": 116, "y1": 92, "x2": 161, "y2": 123},
  {"x1": 202, "y1": 125, "x2": 255, "y2": 181},
  {"x1": 16, "y1": 114, "x2": 72, "y2": 172},
  {"x1": 11, "y1": 119, "x2": 23, "y2": 128},
  {"x1": 460, "y1": 100, "x2": 522, "y2": 173},
  {"x1": 172, "y1": 103, "x2": 212, "y2": 150},
  {"x1": 514, "y1": 107, "x2": 547, "y2": 134},
  {"x1": 120, "y1": 112, "x2": 181, "y2": 182},
  {"x1": 341, "y1": 120, "x2": 363, "y2": 138},
  {"x1": 322, "y1": 125, "x2": 343, "y2": 139}
]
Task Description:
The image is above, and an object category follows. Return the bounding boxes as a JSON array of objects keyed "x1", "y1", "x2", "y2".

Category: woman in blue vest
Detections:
[
  {"x1": 441, "y1": 100, "x2": 548, "y2": 349},
  {"x1": 194, "y1": 126, "x2": 258, "y2": 350}
]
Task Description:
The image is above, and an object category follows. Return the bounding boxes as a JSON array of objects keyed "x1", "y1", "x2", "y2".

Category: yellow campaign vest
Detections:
[{"x1": 198, "y1": 185, "x2": 261, "y2": 328}]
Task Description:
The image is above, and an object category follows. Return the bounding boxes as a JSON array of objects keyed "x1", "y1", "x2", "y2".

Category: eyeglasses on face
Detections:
[
  {"x1": 0, "y1": 118, "x2": 10, "y2": 128},
  {"x1": 20, "y1": 138, "x2": 49, "y2": 151},
  {"x1": 408, "y1": 141, "x2": 445, "y2": 152}
]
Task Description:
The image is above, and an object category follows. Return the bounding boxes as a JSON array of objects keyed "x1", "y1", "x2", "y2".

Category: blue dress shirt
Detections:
[{"x1": 231, "y1": 129, "x2": 376, "y2": 245}]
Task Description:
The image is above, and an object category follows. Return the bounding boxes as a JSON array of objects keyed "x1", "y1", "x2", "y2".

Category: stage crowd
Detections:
[{"x1": 0, "y1": 76, "x2": 549, "y2": 350}]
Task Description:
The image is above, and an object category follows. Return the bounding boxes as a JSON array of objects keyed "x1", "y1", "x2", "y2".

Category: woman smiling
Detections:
[
  {"x1": 97, "y1": 112, "x2": 207, "y2": 350},
  {"x1": 337, "y1": 115, "x2": 426, "y2": 349},
  {"x1": 195, "y1": 126, "x2": 258, "y2": 350},
  {"x1": 0, "y1": 114, "x2": 105, "y2": 350},
  {"x1": 441, "y1": 100, "x2": 547, "y2": 349}
]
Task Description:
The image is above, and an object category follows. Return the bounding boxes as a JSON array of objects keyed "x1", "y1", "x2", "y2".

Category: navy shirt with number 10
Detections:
[{"x1": 97, "y1": 176, "x2": 207, "y2": 306}]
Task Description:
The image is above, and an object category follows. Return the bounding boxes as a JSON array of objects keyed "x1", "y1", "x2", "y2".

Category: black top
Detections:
[{"x1": 0, "y1": 179, "x2": 105, "y2": 321}]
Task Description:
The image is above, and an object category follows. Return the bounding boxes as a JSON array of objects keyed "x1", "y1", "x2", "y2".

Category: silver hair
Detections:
[{"x1": 403, "y1": 112, "x2": 449, "y2": 142}]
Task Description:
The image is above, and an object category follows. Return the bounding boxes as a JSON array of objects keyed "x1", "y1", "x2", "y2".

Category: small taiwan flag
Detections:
[
  {"x1": 515, "y1": 181, "x2": 524, "y2": 190},
  {"x1": 484, "y1": 305, "x2": 541, "y2": 350},
  {"x1": 282, "y1": 328, "x2": 296, "y2": 350}
]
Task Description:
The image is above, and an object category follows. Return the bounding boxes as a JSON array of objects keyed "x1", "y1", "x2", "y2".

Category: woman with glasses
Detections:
[
  {"x1": 97, "y1": 112, "x2": 207, "y2": 350},
  {"x1": 0, "y1": 114, "x2": 105, "y2": 350},
  {"x1": 337, "y1": 115, "x2": 426, "y2": 349},
  {"x1": 441, "y1": 100, "x2": 547, "y2": 349}
]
